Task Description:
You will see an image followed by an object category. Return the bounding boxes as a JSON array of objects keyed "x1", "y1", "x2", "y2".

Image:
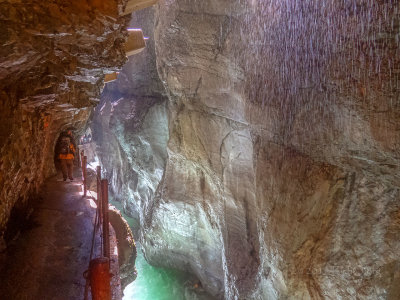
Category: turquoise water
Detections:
[
  {"x1": 111, "y1": 201, "x2": 214, "y2": 300},
  {"x1": 123, "y1": 246, "x2": 192, "y2": 300}
]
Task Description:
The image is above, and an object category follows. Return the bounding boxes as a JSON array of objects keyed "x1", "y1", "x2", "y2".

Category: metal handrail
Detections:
[{"x1": 81, "y1": 158, "x2": 111, "y2": 299}]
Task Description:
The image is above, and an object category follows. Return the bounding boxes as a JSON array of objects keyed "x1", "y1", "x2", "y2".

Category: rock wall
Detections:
[
  {"x1": 91, "y1": 6, "x2": 168, "y2": 224},
  {"x1": 0, "y1": 0, "x2": 130, "y2": 249},
  {"x1": 141, "y1": 0, "x2": 399, "y2": 299},
  {"x1": 88, "y1": 0, "x2": 399, "y2": 299}
]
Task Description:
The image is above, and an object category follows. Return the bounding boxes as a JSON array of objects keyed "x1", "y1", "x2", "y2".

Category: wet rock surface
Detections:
[
  {"x1": 109, "y1": 205, "x2": 138, "y2": 289},
  {"x1": 106, "y1": 1, "x2": 399, "y2": 299}
]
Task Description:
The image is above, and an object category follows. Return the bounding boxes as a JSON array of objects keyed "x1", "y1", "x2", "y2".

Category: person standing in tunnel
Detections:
[
  {"x1": 58, "y1": 134, "x2": 76, "y2": 181},
  {"x1": 66, "y1": 130, "x2": 77, "y2": 149}
]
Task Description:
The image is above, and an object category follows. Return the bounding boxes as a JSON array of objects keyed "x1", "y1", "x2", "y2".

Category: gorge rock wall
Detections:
[
  {"x1": 0, "y1": 0, "x2": 129, "y2": 249},
  {"x1": 91, "y1": 6, "x2": 169, "y2": 228},
  {"x1": 139, "y1": 0, "x2": 399, "y2": 299},
  {"x1": 88, "y1": 1, "x2": 400, "y2": 299}
]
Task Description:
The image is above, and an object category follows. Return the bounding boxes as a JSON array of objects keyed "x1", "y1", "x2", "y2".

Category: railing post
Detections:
[
  {"x1": 80, "y1": 150, "x2": 85, "y2": 180},
  {"x1": 89, "y1": 257, "x2": 111, "y2": 300},
  {"x1": 96, "y1": 166, "x2": 102, "y2": 224},
  {"x1": 80, "y1": 150, "x2": 84, "y2": 166},
  {"x1": 83, "y1": 156, "x2": 87, "y2": 197},
  {"x1": 101, "y1": 179, "x2": 110, "y2": 259}
]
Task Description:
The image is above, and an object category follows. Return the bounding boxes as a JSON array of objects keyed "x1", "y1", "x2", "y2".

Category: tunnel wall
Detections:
[{"x1": 0, "y1": 0, "x2": 129, "y2": 249}]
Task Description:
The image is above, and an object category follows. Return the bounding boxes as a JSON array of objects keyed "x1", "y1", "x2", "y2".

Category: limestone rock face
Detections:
[
  {"x1": 138, "y1": 0, "x2": 399, "y2": 299},
  {"x1": 0, "y1": 0, "x2": 129, "y2": 248},
  {"x1": 93, "y1": 94, "x2": 168, "y2": 221},
  {"x1": 89, "y1": 1, "x2": 399, "y2": 299}
]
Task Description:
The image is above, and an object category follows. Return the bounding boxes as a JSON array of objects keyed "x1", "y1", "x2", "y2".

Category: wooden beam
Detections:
[
  {"x1": 123, "y1": 0, "x2": 158, "y2": 15},
  {"x1": 124, "y1": 29, "x2": 146, "y2": 57},
  {"x1": 104, "y1": 72, "x2": 118, "y2": 83}
]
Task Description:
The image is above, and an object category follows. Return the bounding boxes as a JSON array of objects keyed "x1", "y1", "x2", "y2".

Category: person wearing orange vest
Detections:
[{"x1": 59, "y1": 135, "x2": 76, "y2": 181}]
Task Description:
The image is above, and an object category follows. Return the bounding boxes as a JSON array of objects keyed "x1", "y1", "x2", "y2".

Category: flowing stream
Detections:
[
  {"x1": 110, "y1": 201, "x2": 214, "y2": 300},
  {"x1": 123, "y1": 245, "x2": 193, "y2": 300}
]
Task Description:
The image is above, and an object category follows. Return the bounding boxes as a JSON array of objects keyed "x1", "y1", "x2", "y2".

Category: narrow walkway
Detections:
[{"x1": 0, "y1": 169, "x2": 113, "y2": 299}]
